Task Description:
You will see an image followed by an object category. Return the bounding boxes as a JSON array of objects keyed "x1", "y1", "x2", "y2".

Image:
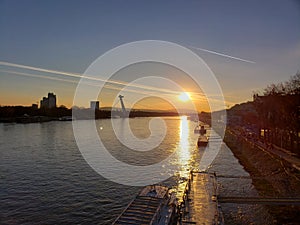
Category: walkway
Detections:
[
  {"x1": 180, "y1": 172, "x2": 221, "y2": 224},
  {"x1": 229, "y1": 129, "x2": 300, "y2": 171}
]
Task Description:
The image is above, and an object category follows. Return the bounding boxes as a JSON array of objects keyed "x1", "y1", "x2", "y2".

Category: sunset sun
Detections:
[{"x1": 178, "y1": 92, "x2": 191, "y2": 102}]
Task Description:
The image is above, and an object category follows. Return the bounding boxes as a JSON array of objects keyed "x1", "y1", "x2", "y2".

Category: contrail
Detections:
[
  {"x1": 188, "y1": 46, "x2": 256, "y2": 64},
  {"x1": 0, "y1": 61, "x2": 212, "y2": 99},
  {"x1": 1, "y1": 69, "x2": 222, "y2": 105},
  {"x1": 0, "y1": 61, "x2": 224, "y2": 103},
  {"x1": 0, "y1": 61, "x2": 181, "y2": 95},
  {"x1": 0, "y1": 69, "x2": 175, "y2": 97},
  {"x1": 0, "y1": 61, "x2": 114, "y2": 84}
]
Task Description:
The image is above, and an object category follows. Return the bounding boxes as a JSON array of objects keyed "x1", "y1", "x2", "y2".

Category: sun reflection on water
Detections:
[{"x1": 178, "y1": 116, "x2": 191, "y2": 178}]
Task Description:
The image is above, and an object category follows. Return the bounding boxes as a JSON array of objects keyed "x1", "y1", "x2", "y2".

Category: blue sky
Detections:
[{"x1": 0, "y1": 0, "x2": 300, "y2": 109}]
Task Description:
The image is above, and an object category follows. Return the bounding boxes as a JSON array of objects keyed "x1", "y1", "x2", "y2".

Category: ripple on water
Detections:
[{"x1": 1, "y1": 119, "x2": 273, "y2": 224}]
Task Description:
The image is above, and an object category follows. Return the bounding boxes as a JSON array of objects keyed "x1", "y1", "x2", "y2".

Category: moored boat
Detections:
[
  {"x1": 113, "y1": 185, "x2": 176, "y2": 225},
  {"x1": 58, "y1": 116, "x2": 73, "y2": 121},
  {"x1": 197, "y1": 135, "x2": 208, "y2": 147},
  {"x1": 194, "y1": 125, "x2": 207, "y2": 135}
]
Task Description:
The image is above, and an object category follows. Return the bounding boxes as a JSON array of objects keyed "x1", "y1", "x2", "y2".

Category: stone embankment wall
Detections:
[{"x1": 224, "y1": 130, "x2": 300, "y2": 224}]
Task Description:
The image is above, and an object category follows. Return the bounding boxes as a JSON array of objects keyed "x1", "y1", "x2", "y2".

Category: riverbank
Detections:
[
  {"x1": 0, "y1": 107, "x2": 180, "y2": 123},
  {"x1": 224, "y1": 129, "x2": 300, "y2": 224}
]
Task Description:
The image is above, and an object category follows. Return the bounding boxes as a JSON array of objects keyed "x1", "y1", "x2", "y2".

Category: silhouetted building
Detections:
[
  {"x1": 40, "y1": 93, "x2": 57, "y2": 108},
  {"x1": 31, "y1": 104, "x2": 38, "y2": 109},
  {"x1": 90, "y1": 101, "x2": 100, "y2": 110}
]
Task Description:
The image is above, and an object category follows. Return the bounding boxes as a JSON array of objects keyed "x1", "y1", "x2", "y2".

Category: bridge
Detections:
[{"x1": 111, "y1": 95, "x2": 129, "y2": 118}]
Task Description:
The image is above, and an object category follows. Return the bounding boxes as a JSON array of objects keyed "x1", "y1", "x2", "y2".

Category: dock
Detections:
[
  {"x1": 113, "y1": 172, "x2": 223, "y2": 225},
  {"x1": 178, "y1": 172, "x2": 223, "y2": 225}
]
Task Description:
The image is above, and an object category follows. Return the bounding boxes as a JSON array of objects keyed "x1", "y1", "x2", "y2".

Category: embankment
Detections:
[{"x1": 224, "y1": 130, "x2": 300, "y2": 224}]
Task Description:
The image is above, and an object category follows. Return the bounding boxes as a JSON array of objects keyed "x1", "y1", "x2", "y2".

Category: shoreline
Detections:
[
  {"x1": 0, "y1": 112, "x2": 181, "y2": 124},
  {"x1": 223, "y1": 129, "x2": 300, "y2": 224}
]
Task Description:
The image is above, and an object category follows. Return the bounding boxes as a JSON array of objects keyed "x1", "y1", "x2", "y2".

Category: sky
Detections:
[{"x1": 0, "y1": 0, "x2": 300, "y2": 112}]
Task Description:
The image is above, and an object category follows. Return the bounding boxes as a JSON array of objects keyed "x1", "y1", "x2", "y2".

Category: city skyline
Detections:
[{"x1": 1, "y1": 1, "x2": 300, "y2": 112}]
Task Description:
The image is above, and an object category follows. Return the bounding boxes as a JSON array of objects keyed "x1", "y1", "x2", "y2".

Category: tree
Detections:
[{"x1": 253, "y1": 72, "x2": 300, "y2": 154}]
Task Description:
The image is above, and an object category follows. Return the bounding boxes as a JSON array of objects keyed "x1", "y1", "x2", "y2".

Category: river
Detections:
[{"x1": 0, "y1": 116, "x2": 274, "y2": 224}]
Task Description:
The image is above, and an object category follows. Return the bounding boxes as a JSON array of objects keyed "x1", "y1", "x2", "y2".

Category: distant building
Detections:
[
  {"x1": 31, "y1": 104, "x2": 38, "y2": 109},
  {"x1": 40, "y1": 93, "x2": 57, "y2": 108},
  {"x1": 90, "y1": 101, "x2": 100, "y2": 110}
]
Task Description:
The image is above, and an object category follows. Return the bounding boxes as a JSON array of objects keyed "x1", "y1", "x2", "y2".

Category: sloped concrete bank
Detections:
[{"x1": 224, "y1": 130, "x2": 300, "y2": 224}]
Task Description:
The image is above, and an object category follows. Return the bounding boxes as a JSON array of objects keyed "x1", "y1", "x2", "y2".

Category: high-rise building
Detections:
[
  {"x1": 90, "y1": 101, "x2": 100, "y2": 110},
  {"x1": 40, "y1": 93, "x2": 57, "y2": 108}
]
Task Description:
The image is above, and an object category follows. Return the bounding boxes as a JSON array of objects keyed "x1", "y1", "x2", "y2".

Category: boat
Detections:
[
  {"x1": 194, "y1": 125, "x2": 206, "y2": 135},
  {"x1": 16, "y1": 115, "x2": 52, "y2": 123},
  {"x1": 58, "y1": 116, "x2": 73, "y2": 121},
  {"x1": 113, "y1": 185, "x2": 176, "y2": 225},
  {"x1": 197, "y1": 135, "x2": 208, "y2": 147}
]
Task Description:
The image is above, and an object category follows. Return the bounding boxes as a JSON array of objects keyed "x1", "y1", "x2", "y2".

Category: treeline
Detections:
[
  {"x1": 0, "y1": 106, "x2": 120, "y2": 121},
  {"x1": 0, "y1": 105, "x2": 180, "y2": 122},
  {"x1": 129, "y1": 110, "x2": 179, "y2": 117},
  {"x1": 262, "y1": 73, "x2": 300, "y2": 95},
  {"x1": 0, "y1": 105, "x2": 71, "y2": 119},
  {"x1": 253, "y1": 73, "x2": 300, "y2": 154}
]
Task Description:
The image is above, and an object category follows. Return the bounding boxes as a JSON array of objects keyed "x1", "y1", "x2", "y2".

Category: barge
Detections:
[
  {"x1": 113, "y1": 185, "x2": 176, "y2": 225},
  {"x1": 113, "y1": 172, "x2": 224, "y2": 225},
  {"x1": 194, "y1": 125, "x2": 207, "y2": 135},
  {"x1": 197, "y1": 135, "x2": 209, "y2": 147}
]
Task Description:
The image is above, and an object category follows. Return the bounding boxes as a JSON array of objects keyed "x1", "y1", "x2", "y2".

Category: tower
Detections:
[
  {"x1": 118, "y1": 95, "x2": 127, "y2": 118},
  {"x1": 48, "y1": 93, "x2": 57, "y2": 108},
  {"x1": 90, "y1": 101, "x2": 100, "y2": 110}
]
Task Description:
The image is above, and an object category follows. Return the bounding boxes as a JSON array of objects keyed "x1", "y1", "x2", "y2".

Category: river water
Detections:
[{"x1": 0, "y1": 117, "x2": 273, "y2": 224}]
